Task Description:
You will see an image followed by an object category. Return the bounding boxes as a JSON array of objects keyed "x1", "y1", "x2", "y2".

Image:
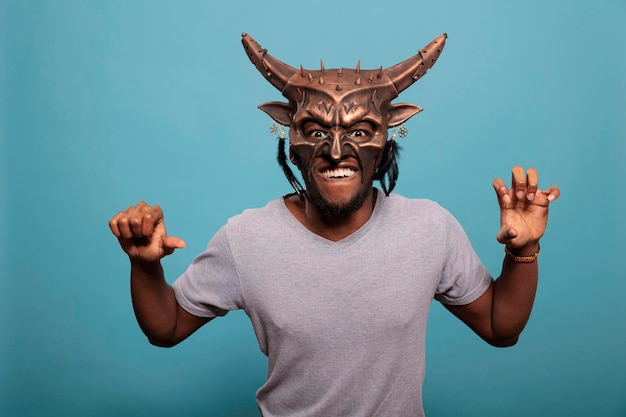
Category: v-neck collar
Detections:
[{"x1": 276, "y1": 188, "x2": 386, "y2": 254}]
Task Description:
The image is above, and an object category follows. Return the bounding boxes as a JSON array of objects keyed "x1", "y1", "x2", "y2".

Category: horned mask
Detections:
[{"x1": 241, "y1": 33, "x2": 447, "y2": 197}]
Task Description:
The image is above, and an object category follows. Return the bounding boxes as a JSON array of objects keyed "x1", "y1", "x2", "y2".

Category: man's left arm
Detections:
[{"x1": 445, "y1": 166, "x2": 560, "y2": 347}]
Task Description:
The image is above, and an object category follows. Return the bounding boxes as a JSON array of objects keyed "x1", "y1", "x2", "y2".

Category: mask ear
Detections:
[
  {"x1": 387, "y1": 103, "x2": 423, "y2": 127},
  {"x1": 259, "y1": 102, "x2": 294, "y2": 126}
]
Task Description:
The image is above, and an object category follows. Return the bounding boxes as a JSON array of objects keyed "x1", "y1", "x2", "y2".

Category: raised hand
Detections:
[
  {"x1": 108, "y1": 201, "x2": 186, "y2": 263},
  {"x1": 492, "y1": 166, "x2": 560, "y2": 251}
]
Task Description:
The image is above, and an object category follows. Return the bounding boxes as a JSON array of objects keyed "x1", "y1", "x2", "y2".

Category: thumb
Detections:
[
  {"x1": 163, "y1": 235, "x2": 186, "y2": 253},
  {"x1": 496, "y1": 226, "x2": 518, "y2": 244}
]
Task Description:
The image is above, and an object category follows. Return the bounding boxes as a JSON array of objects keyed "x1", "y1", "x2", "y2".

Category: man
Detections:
[{"x1": 109, "y1": 33, "x2": 560, "y2": 416}]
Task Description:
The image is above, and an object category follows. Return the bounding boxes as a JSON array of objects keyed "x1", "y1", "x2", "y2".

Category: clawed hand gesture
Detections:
[
  {"x1": 109, "y1": 201, "x2": 186, "y2": 263},
  {"x1": 492, "y1": 166, "x2": 560, "y2": 251}
]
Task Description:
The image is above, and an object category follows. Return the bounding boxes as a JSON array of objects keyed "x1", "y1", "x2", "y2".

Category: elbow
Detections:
[
  {"x1": 486, "y1": 334, "x2": 520, "y2": 348},
  {"x1": 490, "y1": 338, "x2": 519, "y2": 348},
  {"x1": 142, "y1": 326, "x2": 181, "y2": 348},
  {"x1": 147, "y1": 336, "x2": 180, "y2": 348},
  {"x1": 485, "y1": 320, "x2": 527, "y2": 347},
  {"x1": 138, "y1": 322, "x2": 181, "y2": 348}
]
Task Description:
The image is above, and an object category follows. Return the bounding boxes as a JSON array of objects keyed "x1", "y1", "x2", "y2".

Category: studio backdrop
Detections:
[{"x1": 2, "y1": 1, "x2": 624, "y2": 416}]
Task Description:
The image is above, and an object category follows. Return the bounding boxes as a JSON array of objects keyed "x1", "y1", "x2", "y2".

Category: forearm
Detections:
[
  {"x1": 491, "y1": 243, "x2": 540, "y2": 344},
  {"x1": 129, "y1": 260, "x2": 180, "y2": 346}
]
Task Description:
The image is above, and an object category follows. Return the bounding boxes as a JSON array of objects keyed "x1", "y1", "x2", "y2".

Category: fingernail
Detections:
[
  {"x1": 503, "y1": 194, "x2": 511, "y2": 204},
  {"x1": 516, "y1": 191, "x2": 524, "y2": 199},
  {"x1": 548, "y1": 194, "x2": 555, "y2": 201},
  {"x1": 527, "y1": 192, "x2": 535, "y2": 201}
]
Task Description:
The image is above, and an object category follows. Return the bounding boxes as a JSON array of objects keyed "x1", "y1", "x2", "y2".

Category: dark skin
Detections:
[
  {"x1": 285, "y1": 120, "x2": 380, "y2": 242},
  {"x1": 108, "y1": 203, "x2": 207, "y2": 347},
  {"x1": 109, "y1": 164, "x2": 559, "y2": 348}
]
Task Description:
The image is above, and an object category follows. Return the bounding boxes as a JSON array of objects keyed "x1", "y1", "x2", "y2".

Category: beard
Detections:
[
  {"x1": 305, "y1": 178, "x2": 372, "y2": 217},
  {"x1": 291, "y1": 143, "x2": 379, "y2": 217}
]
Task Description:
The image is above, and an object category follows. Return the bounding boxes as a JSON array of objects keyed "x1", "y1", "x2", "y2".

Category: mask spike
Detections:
[
  {"x1": 356, "y1": 60, "x2": 361, "y2": 74},
  {"x1": 368, "y1": 73, "x2": 374, "y2": 83},
  {"x1": 377, "y1": 66, "x2": 383, "y2": 78},
  {"x1": 383, "y1": 33, "x2": 447, "y2": 95},
  {"x1": 300, "y1": 64, "x2": 305, "y2": 77},
  {"x1": 411, "y1": 62, "x2": 424, "y2": 80},
  {"x1": 319, "y1": 76, "x2": 324, "y2": 84},
  {"x1": 338, "y1": 68, "x2": 343, "y2": 77},
  {"x1": 320, "y1": 59, "x2": 325, "y2": 73},
  {"x1": 336, "y1": 85, "x2": 342, "y2": 91},
  {"x1": 241, "y1": 33, "x2": 297, "y2": 92},
  {"x1": 355, "y1": 77, "x2": 361, "y2": 85},
  {"x1": 308, "y1": 73, "x2": 313, "y2": 82}
]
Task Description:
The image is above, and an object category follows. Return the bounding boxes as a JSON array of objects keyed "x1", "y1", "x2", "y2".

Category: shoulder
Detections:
[
  {"x1": 376, "y1": 192, "x2": 464, "y2": 241},
  {"x1": 228, "y1": 197, "x2": 283, "y2": 220},
  {"x1": 222, "y1": 197, "x2": 288, "y2": 237},
  {"x1": 382, "y1": 192, "x2": 454, "y2": 222}
]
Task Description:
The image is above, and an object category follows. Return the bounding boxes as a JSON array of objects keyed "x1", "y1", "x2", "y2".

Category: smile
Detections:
[{"x1": 321, "y1": 168, "x2": 357, "y2": 179}]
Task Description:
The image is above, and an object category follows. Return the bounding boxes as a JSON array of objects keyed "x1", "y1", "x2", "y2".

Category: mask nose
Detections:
[{"x1": 328, "y1": 128, "x2": 345, "y2": 162}]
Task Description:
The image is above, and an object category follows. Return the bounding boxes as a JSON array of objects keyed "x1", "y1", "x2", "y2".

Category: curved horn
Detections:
[
  {"x1": 241, "y1": 33, "x2": 297, "y2": 93},
  {"x1": 384, "y1": 33, "x2": 447, "y2": 95}
]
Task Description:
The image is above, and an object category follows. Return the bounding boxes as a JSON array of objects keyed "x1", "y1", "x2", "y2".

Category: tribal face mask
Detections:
[{"x1": 241, "y1": 32, "x2": 447, "y2": 198}]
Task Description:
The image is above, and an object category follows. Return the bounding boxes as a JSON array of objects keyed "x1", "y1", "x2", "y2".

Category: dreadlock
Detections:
[
  {"x1": 374, "y1": 139, "x2": 401, "y2": 196},
  {"x1": 276, "y1": 134, "x2": 305, "y2": 200}
]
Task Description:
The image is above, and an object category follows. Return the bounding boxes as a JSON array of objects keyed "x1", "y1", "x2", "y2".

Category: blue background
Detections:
[{"x1": 2, "y1": 1, "x2": 624, "y2": 416}]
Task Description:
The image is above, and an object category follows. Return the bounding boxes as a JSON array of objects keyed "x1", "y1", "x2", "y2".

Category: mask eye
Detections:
[
  {"x1": 310, "y1": 130, "x2": 329, "y2": 140},
  {"x1": 302, "y1": 121, "x2": 329, "y2": 140},
  {"x1": 348, "y1": 123, "x2": 374, "y2": 140},
  {"x1": 349, "y1": 129, "x2": 367, "y2": 138}
]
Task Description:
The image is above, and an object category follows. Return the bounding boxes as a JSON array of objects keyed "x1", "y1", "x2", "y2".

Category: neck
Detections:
[{"x1": 285, "y1": 187, "x2": 377, "y2": 242}]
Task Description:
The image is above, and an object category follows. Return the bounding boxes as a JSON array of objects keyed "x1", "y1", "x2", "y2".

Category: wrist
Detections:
[
  {"x1": 130, "y1": 257, "x2": 163, "y2": 273},
  {"x1": 504, "y1": 243, "x2": 540, "y2": 263}
]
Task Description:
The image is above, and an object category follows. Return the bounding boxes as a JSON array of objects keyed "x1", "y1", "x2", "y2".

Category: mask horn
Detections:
[
  {"x1": 384, "y1": 33, "x2": 447, "y2": 95},
  {"x1": 242, "y1": 33, "x2": 297, "y2": 93}
]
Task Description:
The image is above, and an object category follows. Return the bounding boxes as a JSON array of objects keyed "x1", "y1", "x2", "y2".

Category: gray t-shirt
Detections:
[{"x1": 173, "y1": 190, "x2": 492, "y2": 417}]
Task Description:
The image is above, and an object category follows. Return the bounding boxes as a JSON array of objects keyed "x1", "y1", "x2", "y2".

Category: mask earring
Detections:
[
  {"x1": 397, "y1": 124, "x2": 408, "y2": 138},
  {"x1": 269, "y1": 122, "x2": 281, "y2": 136}
]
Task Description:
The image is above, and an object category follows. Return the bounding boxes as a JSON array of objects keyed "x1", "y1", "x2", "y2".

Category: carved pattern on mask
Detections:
[{"x1": 242, "y1": 32, "x2": 447, "y2": 196}]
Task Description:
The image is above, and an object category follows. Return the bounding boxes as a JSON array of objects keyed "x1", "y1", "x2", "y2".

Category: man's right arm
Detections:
[{"x1": 109, "y1": 202, "x2": 209, "y2": 347}]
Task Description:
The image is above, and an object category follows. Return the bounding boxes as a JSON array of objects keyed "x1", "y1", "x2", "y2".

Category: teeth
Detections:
[{"x1": 322, "y1": 168, "x2": 356, "y2": 179}]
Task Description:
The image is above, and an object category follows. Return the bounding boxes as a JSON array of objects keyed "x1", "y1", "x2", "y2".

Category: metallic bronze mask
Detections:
[{"x1": 241, "y1": 32, "x2": 447, "y2": 196}]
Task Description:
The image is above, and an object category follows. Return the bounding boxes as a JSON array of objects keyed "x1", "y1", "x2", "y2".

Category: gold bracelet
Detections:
[{"x1": 504, "y1": 243, "x2": 540, "y2": 263}]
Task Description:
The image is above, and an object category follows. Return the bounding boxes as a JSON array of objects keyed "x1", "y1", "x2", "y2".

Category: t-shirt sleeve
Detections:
[
  {"x1": 434, "y1": 211, "x2": 493, "y2": 306},
  {"x1": 172, "y1": 226, "x2": 245, "y2": 318}
]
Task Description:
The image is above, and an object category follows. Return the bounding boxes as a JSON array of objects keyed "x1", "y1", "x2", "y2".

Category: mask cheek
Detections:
[{"x1": 359, "y1": 147, "x2": 384, "y2": 177}]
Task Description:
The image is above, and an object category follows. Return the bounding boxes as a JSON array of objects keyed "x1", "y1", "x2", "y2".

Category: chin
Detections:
[{"x1": 307, "y1": 184, "x2": 371, "y2": 217}]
